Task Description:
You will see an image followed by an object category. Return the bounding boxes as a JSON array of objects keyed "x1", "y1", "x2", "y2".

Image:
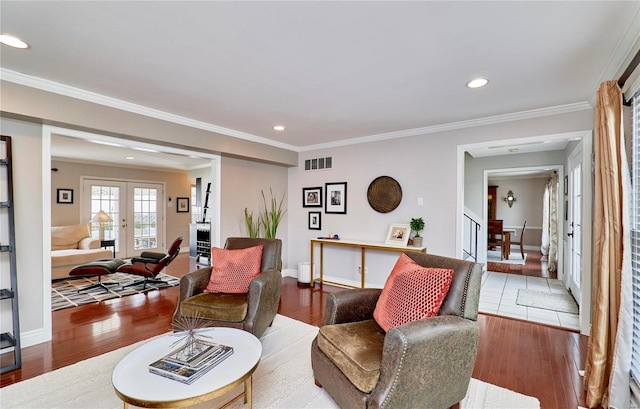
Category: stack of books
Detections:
[{"x1": 149, "y1": 340, "x2": 234, "y2": 384}]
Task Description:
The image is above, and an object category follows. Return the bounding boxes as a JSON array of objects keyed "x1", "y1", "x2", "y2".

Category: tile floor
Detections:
[{"x1": 479, "y1": 271, "x2": 581, "y2": 331}]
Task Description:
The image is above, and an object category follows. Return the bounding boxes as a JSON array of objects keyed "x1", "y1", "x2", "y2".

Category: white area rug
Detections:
[
  {"x1": 516, "y1": 289, "x2": 579, "y2": 314},
  {"x1": 487, "y1": 250, "x2": 527, "y2": 265},
  {"x1": 1, "y1": 315, "x2": 540, "y2": 409}
]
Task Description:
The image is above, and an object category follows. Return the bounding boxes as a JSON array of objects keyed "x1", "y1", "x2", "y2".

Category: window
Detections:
[{"x1": 631, "y1": 95, "x2": 640, "y2": 403}]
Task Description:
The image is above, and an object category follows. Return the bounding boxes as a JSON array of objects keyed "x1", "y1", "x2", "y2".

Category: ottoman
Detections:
[{"x1": 68, "y1": 258, "x2": 126, "y2": 293}]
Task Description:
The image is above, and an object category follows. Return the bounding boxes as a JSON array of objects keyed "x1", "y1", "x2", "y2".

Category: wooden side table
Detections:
[{"x1": 310, "y1": 238, "x2": 427, "y2": 288}]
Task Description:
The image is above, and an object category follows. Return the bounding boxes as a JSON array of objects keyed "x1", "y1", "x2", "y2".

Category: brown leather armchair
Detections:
[
  {"x1": 311, "y1": 252, "x2": 483, "y2": 409},
  {"x1": 172, "y1": 237, "x2": 282, "y2": 338}
]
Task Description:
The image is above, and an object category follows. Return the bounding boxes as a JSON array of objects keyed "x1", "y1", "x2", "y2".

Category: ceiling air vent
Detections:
[{"x1": 305, "y1": 157, "x2": 332, "y2": 171}]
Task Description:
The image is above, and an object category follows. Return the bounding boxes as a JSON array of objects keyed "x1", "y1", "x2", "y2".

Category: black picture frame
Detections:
[
  {"x1": 308, "y1": 211, "x2": 321, "y2": 230},
  {"x1": 176, "y1": 197, "x2": 190, "y2": 213},
  {"x1": 56, "y1": 188, "x2": 73, "y2": 204},
  {"x1": 564, "y1": 175, "x2": 568, "y2": 196},
  {"x1": 325, "y1": 182, "x2": 347, "y2": 214},
  {"x1": 302, "y1": 187, "x2": 323, "y2": 208}
]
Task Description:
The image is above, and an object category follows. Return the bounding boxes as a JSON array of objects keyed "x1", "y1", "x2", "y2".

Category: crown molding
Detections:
[
  {"x1": 298, "y1": 102, "x2": 592, "y2": 152},
  {"x1": 590, "y1": 4, "x2": 640, "y2": 105},
  {"x1": 0, "y1": 68, "x2": 299, "y2": 152},
  {"x1": 2, "y1": 68, "x2": 592, "y2": 154}
]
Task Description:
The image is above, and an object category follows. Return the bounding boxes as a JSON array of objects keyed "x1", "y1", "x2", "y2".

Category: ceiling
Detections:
[{"x1": 1, "y1": 1, "x2": 639, "y2": 164}]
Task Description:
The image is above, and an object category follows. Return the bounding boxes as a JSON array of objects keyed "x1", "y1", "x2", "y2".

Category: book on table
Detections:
[{"x1": 148, "y1": 340, "x2": 234, "y2": 384}]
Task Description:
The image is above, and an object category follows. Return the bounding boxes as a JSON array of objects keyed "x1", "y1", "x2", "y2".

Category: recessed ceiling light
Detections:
[
  {"x1": 89, "y1": 140, "x2": 124, "y2": 147},
  {"x1": 0, "y1": 34, "x2": 29, "y2": 49},
  {"x1": 125, "y1": 156, "x2": 135, "y2": 160},
  {"x1": 273, "y1": 125, "x2": 286, "y2": 131},
  {"x1": 466, "y1": 78, "x2": 489, "y2": 89},
  {"x1": 508, "y1": 148, "x2": 519, "y2": 153}
]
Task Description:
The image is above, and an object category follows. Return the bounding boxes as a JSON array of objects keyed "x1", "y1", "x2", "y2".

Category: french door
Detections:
[
  {"x1": 81, "y1": 178, "x2": 164, "y2": 258},
  {"x1": 567, "y1": 148, "x2": 583, "y2": 304}
]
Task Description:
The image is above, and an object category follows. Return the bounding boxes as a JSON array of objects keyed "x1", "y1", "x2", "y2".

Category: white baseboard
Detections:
[
  {"x1": 286, "y1": 268, "x2": 382, "y2": 289},
  {"x1": 282, "y1": 268, "x2": 297, "y2": 279},
  {"x1": 21, "y1": 327, "x2": 48, "y2": 348}
]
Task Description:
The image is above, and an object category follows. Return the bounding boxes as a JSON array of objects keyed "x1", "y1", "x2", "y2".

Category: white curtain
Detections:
[
  {"x1": 548, "y1": 173, "x2": 558, "y2": 272},
  {"x1": 541, "y1": 183, "x2": 550, "y2": 260},
  {"x1": 540, "y1": 175, "x2": 558, "y2": 270}
]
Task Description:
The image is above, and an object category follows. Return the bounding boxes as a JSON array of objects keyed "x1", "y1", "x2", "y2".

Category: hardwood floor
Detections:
[
  {"x1": 0, "y1": 253, "x2": 589, "y2": 408},
  {"x1": 487, "y1": 249, "x2": 557, "y2": 279}
]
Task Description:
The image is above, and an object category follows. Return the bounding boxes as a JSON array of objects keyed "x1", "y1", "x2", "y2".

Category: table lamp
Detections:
[{"x1": 92, "y1": 210, "x2": 113, "y2": 240}]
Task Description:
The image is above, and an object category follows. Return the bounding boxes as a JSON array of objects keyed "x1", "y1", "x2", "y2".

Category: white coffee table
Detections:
[{"x1": 112, "y1": 328, "x2": 262, "y2": 408}]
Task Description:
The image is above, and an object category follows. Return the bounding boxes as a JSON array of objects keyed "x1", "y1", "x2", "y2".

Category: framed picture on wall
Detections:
[
  {"x1": 177, "y1": 197, "x2": 190, "y2": 213},
  {"x1": 302, "y1": 187, "x2": 323, "y2": 208},
  {"x1": 56, "y1": 188, "x2": 73, "y2": 204},
  {"x1": 308, "y1": 212, "x2": 321, "y2": 230},
  {"x1": 325, "y1": 182, "x2": 347, "y2": 214}
]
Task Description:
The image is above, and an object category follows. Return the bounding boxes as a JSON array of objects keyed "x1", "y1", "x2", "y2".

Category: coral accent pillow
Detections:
[
  {"x1": 205, "y1": 245, "x2": 264, "y2": 294},
  {"x1": 373, "y1": 253, "x2": 454, "y2": 332}
]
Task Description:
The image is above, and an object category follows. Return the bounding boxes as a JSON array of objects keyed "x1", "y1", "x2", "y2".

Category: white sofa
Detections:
[{"x1": 51, "y1": 224, "x2": 113, "y2": 280}]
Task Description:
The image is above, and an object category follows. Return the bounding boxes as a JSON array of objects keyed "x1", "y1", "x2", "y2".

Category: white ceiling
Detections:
[
  {"x1": 50, "y1": 134, "x2": 212, "y2": 171},
  {"x1": 1, "y1": 1, "x2": 639, "y2": 162}
]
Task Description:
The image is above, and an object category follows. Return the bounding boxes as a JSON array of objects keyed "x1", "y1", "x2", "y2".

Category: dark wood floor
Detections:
[
  {"x1": 1, "y1": 253, "x2": 588, "y2": 408},
  {"x1": 487, "y1": 249, "x2": 557, "y2": 279}
]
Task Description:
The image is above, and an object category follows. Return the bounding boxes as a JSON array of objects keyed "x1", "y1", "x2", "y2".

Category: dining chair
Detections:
[
  {"x1": 511, "y1": 221, "x2": 527, "y2": 259},
  {"x1": 487, "y1": 219, "x2": 505, "y2": 260}
]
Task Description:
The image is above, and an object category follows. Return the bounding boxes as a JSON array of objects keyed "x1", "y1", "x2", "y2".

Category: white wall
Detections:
[
  {"x1": 220, "y1": 156, "x2": 289, "y2": 265},
  {"x1": 287, "y1": 109, "x2": 593, "y2": 287},
  {"x1": 489, "y1": 176, "x2": 547, "y2": 247},
  {"x1": 0, "y1": 118, "x2": 45, "y2": 346}
]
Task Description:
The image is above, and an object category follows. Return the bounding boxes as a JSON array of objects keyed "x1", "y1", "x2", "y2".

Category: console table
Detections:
[{"x1": 309, "y1": 238, "x2": 427, "y2": 288}]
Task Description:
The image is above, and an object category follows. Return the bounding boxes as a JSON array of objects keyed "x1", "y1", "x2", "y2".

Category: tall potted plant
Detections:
[
  {"x1": 410, "y1": 217, "x2": 425, "y2": 247},
  {"x1": 244, "y1": 208, "x2": 261, "y2": 238},
  {"x1": 260, "y1": 188, "x2": 287, "y2": 239}
]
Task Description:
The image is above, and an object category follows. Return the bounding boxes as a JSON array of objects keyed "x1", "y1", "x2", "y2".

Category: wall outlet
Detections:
[{"x1": 358, "y1": 266, "x2": 368, "y2": 275}]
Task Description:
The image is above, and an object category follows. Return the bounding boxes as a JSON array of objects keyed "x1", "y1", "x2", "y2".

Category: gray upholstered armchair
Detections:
[
  {"x1": 311, "y1": 252, "x2": 483, "y2": 409},
  {"x1": 172, "y1": 237, "x2": 282, "y2": 338}
]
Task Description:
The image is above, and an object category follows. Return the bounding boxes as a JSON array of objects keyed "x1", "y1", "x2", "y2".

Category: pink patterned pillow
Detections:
[
  {"x1": 205, "y1": 245, "x2": 263, "y2": 293},
  {"x1": 373, "y1": 253, "x2": 454, "y2": 332}
]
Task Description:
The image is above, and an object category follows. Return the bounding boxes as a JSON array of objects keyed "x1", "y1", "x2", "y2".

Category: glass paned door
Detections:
[
  {"x1": 87, "y1": 181, "x2": 126, "y2": 255},
  {"x1": 82, "y1": 179, "x2": 164, "y2": 258},
  {"x1": 568, "y1": 150, "x2": 583, "y2": 303},
  {"x1": 132, "y1": 185, "x2": 158, "y2": 251}
]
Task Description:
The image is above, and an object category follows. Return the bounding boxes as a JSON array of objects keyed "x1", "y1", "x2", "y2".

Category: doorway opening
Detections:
[
  {"x1": 456, "y1": 130, "x2": 592, "y2": 334},
  {"x1": 41, "y1": 125, "x2": 221, "y2": 343}
]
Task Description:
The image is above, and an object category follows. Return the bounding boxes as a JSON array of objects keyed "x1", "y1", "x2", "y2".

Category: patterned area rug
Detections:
[
  {"x1": 516, "y1": 289, "x2": 579, "y2": 314},
  {"x1": 51, "y1": 272, "x2": 180, "y2": 311}
]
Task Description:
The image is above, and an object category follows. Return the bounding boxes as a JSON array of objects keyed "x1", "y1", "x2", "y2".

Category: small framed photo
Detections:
[
  {"x1": 56, "y1": 188, "x2": 73, "y2": 204},
  {"x1": 308, "y1": 211, "x2": 321, "y2": 230},
  {"x1": 385, "y1": 223, "x2": 411, "y2": 246},
  {"x1": 564, "y1": 175, "x2": 568, "y2": 196},
  {"x1": 303, "y1": 187, "x2": 323, "y2": 208},
  {"x1": 176, "y1": 197, "x2": 190, "y2": 213},
  {"x1": 325, "y1": 182, "x2": 347, "y2": 214}
]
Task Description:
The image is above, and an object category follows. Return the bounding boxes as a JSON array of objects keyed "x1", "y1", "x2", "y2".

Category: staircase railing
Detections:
[{"x1": 463, "y1": 212, "x2": 481, "y2": 262}]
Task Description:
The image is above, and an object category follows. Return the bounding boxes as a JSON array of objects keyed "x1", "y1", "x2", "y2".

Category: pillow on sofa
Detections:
[
  {"x1": 373, "y1": 253, "x2": 454, "y2": 332},
  {"x1": 204, "y1": 245, "x2": 264, "y2": 294}
]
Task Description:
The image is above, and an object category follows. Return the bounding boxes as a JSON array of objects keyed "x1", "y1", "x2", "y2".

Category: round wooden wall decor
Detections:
[{"x1": 367, "y1": 176, "x2": 402, "y2": 213}]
